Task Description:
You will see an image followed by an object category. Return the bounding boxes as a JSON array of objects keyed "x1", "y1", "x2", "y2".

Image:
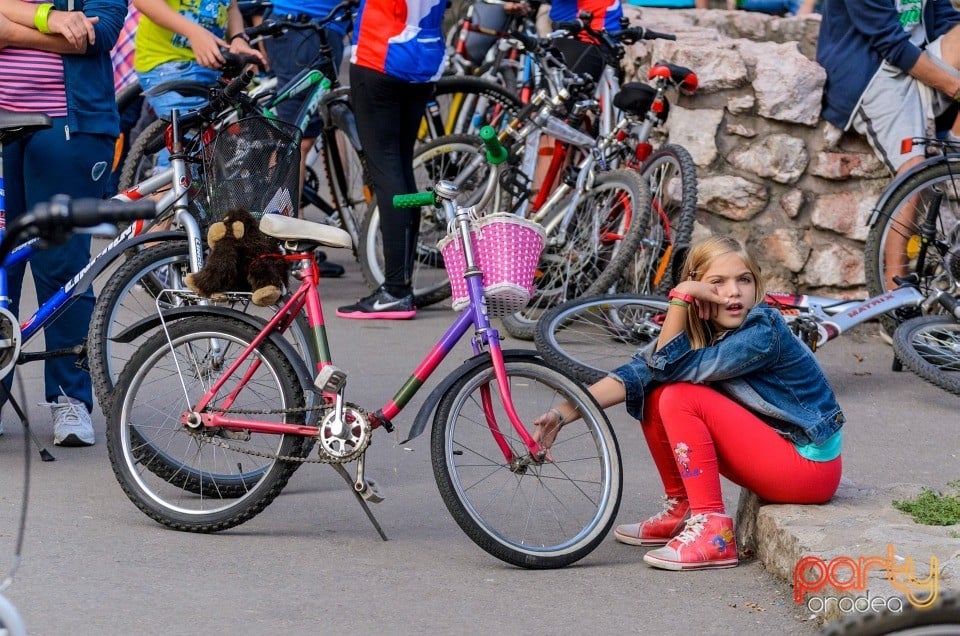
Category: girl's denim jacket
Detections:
[
  {"x1": 57, "y1": 0, "x2": 126, "y2": 137},
  {"x1": 611, "y1": 304, "x2": 845, "y2": 446}
]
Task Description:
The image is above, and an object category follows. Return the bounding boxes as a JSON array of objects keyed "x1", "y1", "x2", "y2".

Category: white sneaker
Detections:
[{"x1": 47, "y1": 397, "x2": 95, "y2": 447}]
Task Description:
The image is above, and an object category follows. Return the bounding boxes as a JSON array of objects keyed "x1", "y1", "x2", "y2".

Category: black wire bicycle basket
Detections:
[{"x1": 202, "y1": 116, "x2": 302, "y2": 223}]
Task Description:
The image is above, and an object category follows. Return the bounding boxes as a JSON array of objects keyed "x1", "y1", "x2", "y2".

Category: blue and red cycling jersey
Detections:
[
  {"x1": 351, "y1": 0, "x2": 446, "y2": 82},
  {"x1": 549, "y1": 0, "x2": 623, "y2": 33}
]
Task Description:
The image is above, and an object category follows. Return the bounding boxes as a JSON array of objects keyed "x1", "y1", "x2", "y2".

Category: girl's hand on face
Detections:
[{"x1": 674, "y1": 280, "x2": 728, "y2": 321}]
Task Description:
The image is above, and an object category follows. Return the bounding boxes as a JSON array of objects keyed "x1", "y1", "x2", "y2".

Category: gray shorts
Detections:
[{"x1": 850, "y1": 37, "x2": 960, "y2": 174}]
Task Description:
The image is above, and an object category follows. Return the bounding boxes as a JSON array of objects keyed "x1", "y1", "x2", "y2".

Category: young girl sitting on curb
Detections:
[{"x1": 534, "y1": 235, "x2": 844, "y2": 570}]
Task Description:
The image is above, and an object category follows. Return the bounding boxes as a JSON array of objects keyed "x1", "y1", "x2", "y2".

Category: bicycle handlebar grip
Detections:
[
  {"x1": 479, "y1": 126, "x2": 508, "y2": 165},
  {"x1": 552, "y1": 20, "x2": 584, "y2": 34},
  {"x1": 222, "y1": 68, "x2": 255, "y2": 102},
  {"x1": 640, "y1": 27, "x2": 676, "y2": 41},
  {"x1": 393, "y1": 191, "x2": 437, "y2": 208},
  {"x1": 244, "y1": 20, "x2": 281, "y2": 39},
  {"x1": 937, "y1": 292, "x2": 960, "y2": 320},
  {"x1": 60, "y1": 197, "x2": 157, "y2": 227}
]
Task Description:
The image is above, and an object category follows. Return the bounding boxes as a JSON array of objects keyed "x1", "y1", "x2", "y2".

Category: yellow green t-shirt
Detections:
[{"x1": 134, "y1": 0, "x2": 230, "y2": 73}]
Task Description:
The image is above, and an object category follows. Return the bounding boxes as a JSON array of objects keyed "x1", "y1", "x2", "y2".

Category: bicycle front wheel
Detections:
[
  {"x1": 535, "y1": 294, "x2": 669, "y2": 385},
  {"x1": 892, "y1": 315, "x2": 960, "y2": 396},
  {"x1": 864, "y1": 160, "x2": 960, "y2": 333},
  {"x1": 432, "y1": 356, "x2": 622, "y2": 569},
  {"x1": 107, "y1": 316, "x2": 309, "y2": 532},
  {"x1": 501, "y1": 168, "x2": 650, "y2": 340},
  {"x1": 617, "y1": 144, "x2": 698, "y2": 295}
]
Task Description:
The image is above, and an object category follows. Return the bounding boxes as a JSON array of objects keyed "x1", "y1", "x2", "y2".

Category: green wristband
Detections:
[{"x1": 34, "y1": 3, "x2": 54, "y2": 34}]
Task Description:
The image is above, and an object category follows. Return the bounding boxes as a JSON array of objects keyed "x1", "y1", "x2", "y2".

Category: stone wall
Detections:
[{"x1": 620, "y1": 7, "x2": 889, "y2": 295}]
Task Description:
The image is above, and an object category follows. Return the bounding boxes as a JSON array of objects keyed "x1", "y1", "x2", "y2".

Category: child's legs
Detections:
[
  {"x1": 641, "y1": 385, "x2": 688, "y2": 501},
  {"x1": 657, "y1": 383, "x2": 841, "y2": 513}
]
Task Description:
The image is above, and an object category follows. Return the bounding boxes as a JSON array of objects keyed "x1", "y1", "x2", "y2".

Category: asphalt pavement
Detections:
[{"x1": 0, "y1": 246, "x2": 956, "y2": 636}]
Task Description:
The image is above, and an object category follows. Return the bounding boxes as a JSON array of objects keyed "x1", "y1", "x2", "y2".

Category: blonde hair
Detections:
[{"x1": 678, "y1": 235, "x2": 765, "y2": 349}]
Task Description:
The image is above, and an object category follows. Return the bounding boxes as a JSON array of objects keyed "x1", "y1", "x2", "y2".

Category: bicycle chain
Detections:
[{"x1": 187, "y1": 402, "x2": 371, "y2": 464}]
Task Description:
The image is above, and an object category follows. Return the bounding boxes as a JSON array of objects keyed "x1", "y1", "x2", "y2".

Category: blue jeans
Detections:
[
  {"x1": 2, "y1": 120, "x2": 114, "y2": 411},
  {"x1": 138, "y1": 61, "x2": 220, "y2": 169}
]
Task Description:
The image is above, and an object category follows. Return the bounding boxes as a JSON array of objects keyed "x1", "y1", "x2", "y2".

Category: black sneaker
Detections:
[
  {"x1": 316, "y1": 251, "x2": 345, "y2": 278},
  {"x1": 336, "y1": 286, "x2": 416, "y2": 320}
]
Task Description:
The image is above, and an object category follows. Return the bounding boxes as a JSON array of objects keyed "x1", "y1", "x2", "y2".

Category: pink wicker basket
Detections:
[{"x1": 438, "y1": 213, "x2": 546, "y2": 316}]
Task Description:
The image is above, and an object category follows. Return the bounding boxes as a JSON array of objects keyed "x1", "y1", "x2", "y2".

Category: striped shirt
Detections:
[{"x1": 0, "y1": 0, "x2": 68, "y2": 116}]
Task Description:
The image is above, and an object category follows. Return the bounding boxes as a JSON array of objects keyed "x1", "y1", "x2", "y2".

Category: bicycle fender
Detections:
[
  {"x1": 402, "y1": 349, "x2": 542, "y2": 444},
  {"x1": 111, "y1": 305, "x2": 314, "y2": 392},
  {"x1": 867, "y1": 154, "x2": 960, "y2": 227},
  {"x1": 72, "y1": 231, "x2": 187, "y2": 295}
]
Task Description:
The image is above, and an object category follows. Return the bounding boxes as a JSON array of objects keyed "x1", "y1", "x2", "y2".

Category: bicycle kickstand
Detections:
[
  {"x1": 315, "y1": 365, "x2": 387, "y2": 540},
  {"x1": 0, "y1": 381, "x2": 55, "y2": 461}
]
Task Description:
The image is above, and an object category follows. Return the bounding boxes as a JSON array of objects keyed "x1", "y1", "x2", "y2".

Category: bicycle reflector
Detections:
[{"x1": 900, "y1": 138, "x2": 913, "y2": 154}]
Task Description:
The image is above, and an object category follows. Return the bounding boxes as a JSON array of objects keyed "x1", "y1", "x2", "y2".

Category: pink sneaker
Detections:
[
  {"x1": 614, "y1": 496, "x2": 690, "y2": 546},
  {"x1": 642, "y1": 512, "x2": 738, "y2": 570}
]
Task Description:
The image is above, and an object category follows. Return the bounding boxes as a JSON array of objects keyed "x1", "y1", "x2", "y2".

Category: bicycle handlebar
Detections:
[
  {"x1": 617, "y1": 26, "x2": 676, "y2": 44},
  {"x1": 393, "y1": 192, "x2": 438, "y2": 209},
  {"x1": 0, "y1": 196, "x2": 158, "y2": 263}
]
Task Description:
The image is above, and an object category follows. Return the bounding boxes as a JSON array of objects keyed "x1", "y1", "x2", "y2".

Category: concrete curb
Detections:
[{"x1": 736, "y1": 478, "x2": 960, "y2": 625}]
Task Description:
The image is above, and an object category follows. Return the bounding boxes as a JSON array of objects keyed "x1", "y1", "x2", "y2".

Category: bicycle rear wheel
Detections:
[
  {"x1": 422, "y1": 76, "x2": 522, "y2": 141},
  {"x1": 432, "y1": 356, "x2": 621, "y2": 569},
  {"x1": 107, "y1": 315, "x2": 309, "y2": 532},
  {"x1": 359, "y1": 134, "x2": 494, "y2": 307},
  {"x1": 535, "y1": 293, "x2": 668, "y2": 385},
  {"x1": 617, "y1": 144, "x2": 698, "y2": 295},
  {"x1": 892, "y1": 315, "x2": 960, "y2": 396},
  {"x1": 501, "y1": 168, "x2": 650, "y2": 340}
]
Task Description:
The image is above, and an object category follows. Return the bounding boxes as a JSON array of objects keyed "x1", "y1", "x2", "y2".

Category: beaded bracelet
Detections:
[
  {"x1": 668, "y1": 288, "x2": 695, "y2": 304},
  {"x1": 34, "y1": 3, "x2": 54, "y2": 34}
]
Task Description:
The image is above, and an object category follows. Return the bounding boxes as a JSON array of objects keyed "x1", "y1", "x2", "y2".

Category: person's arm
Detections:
[
  {"x1": 533, "y1": 376, "x2": 626, "y2": 449},
  {"x1": 0, "y1": 10, "x2": 86, "y2": 52},
  {"x1": 908, "y1": 52, "x2": 960, "y2": 100},
  {"x1": 224, "y1": 0, "x2": 263, "y2": 63},
  {"x1": 0, "y1": 0, "x2": 97, "y2": 48},
  {"x1": 655, "y1": 281, "x2": 727, "y2": 351},
  {"x1": 133, "y1": 0, "x2": 225, "y2": 67}
]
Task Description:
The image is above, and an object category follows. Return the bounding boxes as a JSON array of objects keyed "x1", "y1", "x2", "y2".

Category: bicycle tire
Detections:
[
  {"x1": 107, "y1": 315, "x2": 308, "y2": 532},
  {"x1": 431, "y1": 355, "x2": 621, "y2": 569},
  {"x1": 864, "y1": 160, "x2": 960, "y2": 334},
  {"x1": 88, "y1": 241, "x2": 191, "y2": 409},
  {"x1": 89, "y1": 241, "x2": 317, "y2": 410},
  {"x1": 892, "y1": 315, "x2": 960, "y2": 396},
  {"x1": 318, "y1": 124, "x2": 367, "y2": 251},
  {"x1": 359, "y1": 134, "x2": 495, "y2": 308},
  {"x1": 118, "y1": 118, "x2": 168, "y2": 192},
  {"x1": 821, "y1": 589, "x2": 960, "y2": 636},
  {"x1": 501, "y1": 168, "x2": 651, "y2": 340},
  {"x1": 534, "y1": 293, "x2": 668, "y2": 385},
  {"x1": 617, "y1": 144, "x2": 698, "y2": 295},
  {"x1": 425, "y1": 75, "x2": 522, "y2": 140}
]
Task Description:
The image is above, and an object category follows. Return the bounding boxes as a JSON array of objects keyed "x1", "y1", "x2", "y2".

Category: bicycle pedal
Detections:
[
  {"x1": 356, "y1": 477, "x2": 384, "y2": 504},
  {"x1": 315, "y1": 365, "x2": 347, "y2": 394}
]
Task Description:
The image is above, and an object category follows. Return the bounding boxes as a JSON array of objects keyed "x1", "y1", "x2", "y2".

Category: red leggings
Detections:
[{"x1": 641, "y1": 384, "x2": 842, "y2": 514}]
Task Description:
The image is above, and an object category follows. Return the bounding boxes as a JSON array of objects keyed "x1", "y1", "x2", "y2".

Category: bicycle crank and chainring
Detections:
[
  {"x1": 317, "y1": 404, "x2": 372, "y2": 462},
  {"x1": 186, "y1": 402, "x2": 371, "y2": 464}
]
